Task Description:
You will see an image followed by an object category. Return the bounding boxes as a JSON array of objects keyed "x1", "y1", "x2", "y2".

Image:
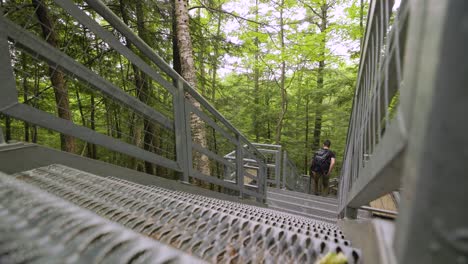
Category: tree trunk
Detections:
[
  {"x1": 4, "y1": 116, "x2": 11, "y2": 142},
  {"x1": 360, "y1": 0, "x2": 364, "y2": 45},
  {"x1": 90, "y1": 94, "x2": 97, "y2": 159},
  {"x1": 175, "y1": 0, "x2": 211, "y2": 177},
  {"x1": 22, "y1": 54, "x2": 29, "y2": 142},
  {"x1": 312, "y1": 3, "x2": 328, "y2": 151},
  {"x1": 253, "y1": 0, "x2": 260, "y2": 142},
  {"x1": 135, "y1": 0, "x2": 157, "y2": 175},
  {"x1": 304, "y1": 95, "x2": 310, "y2": 174},
  {"x1": 119, "y1": 0, "x2": 146, "y2": 171},
  {"x1": 275, "y1": 0, "x2": 287, "y2": 144},
  {"x1": 33, "y1": 0, "x2": 75, "y2": 153},
  {"x1": 75, "y1": 88, "x2": 89, "y2": 156},
  {"x1": 312, "y1": 64, "x2": 324, "y2": 150},
  {"x1": 172, "y1": 0, "x2": 182, "y2": 75},
  {"x1": 31, "y1": 64, "x2": 39, "y2": 143},
  {"x1": 266, "y1": 92, "x2": 271, "y2": 141},
  {"x1": 197, "y1": 9, "x2": 207, "y2": 97}
]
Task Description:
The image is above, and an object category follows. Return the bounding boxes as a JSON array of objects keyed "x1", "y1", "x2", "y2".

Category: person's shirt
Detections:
[
  {"x1": 322, "y1": 148, "x2": 336, "y2": 169},
  {"x1": 326, "y1": 148, "x2": 336, "y2": 160}
]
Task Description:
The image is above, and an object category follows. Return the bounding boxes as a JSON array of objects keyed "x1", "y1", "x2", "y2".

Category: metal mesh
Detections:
[
  {"x1": 14, "y1": 164, "x2": 361, "y2": 263},
  {"x1": 0, "y1": 171, "x2": 203, "y2": 264}
]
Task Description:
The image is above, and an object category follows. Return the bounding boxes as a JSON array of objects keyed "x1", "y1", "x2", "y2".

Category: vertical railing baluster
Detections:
[
  {"x1": 275, "y1": 148, "x2": 281, "y2": 188},
  {"x1": 258, "y1": 160, "x2": 267, "y2": 202},
  {"x1": 0, "y1": 15, "x2": 19, "y2": 112},
  {"x1": 282, "y1": 151, "x2": 287, "y2": 190},
  {"x1": 173, "y1": 78, "x2": 191, "y2": 183},
  {"x1": 235, "y1": 135, "x2": 244, "y2": 198}
]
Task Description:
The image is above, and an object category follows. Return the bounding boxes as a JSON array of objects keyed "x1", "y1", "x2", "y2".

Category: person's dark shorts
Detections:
[{"x1": 310, "y1": 167, "x2": 329, "y2": 188}]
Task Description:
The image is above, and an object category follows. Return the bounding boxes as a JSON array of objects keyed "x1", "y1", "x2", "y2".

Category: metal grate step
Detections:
[
  {"x1": 13, "y1": 164, "x2": 362, "y2": 263},
  {"x1": 0, "y1": 171, "x2": 203, "y2": 264}
]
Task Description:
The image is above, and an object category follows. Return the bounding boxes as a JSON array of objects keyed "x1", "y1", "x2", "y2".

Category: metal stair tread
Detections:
[
  {"x1": 268, "y1": 205, "x2": 337, "y2": 224},
  {"x1": 267, "y1": 197, "x2": 338, "y2": 219},
  {"x1": 268, "y1": 191, "x2": 339, "y2": 210},
  {"x1": 8, "y1": 164, "x2": 362, "y2": 263},
  {"x1": 268, "y1": 188, "x2": 339, "y2": 204}
]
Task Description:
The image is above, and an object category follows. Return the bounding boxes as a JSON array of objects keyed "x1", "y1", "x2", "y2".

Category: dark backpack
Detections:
[{"x1": 312, "y1": 148, "x2": 331, "y2": 173}]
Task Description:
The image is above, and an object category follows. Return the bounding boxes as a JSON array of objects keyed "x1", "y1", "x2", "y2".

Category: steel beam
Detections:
[
  {"x1": 282, "y1": 151, "x2": 288, "y2": 189},
  {"x1": 83, "y1": 0, "x2": 180, "y2": 82},
  {"x1": 236, "y1": 135, "x2": 244, "y2": 198},
  {"x1": 187, "y1": 103, "x2": 237, "y2": 145},
  {"x1": 55, "y1": 0, "x2": 176, "y2": 95},
  {"x1": 174, "y1": 79, "x2": 190, "y2": 183},
  {"x1": 0, "y1": 16, "x2": 18, "y2": 111},
  {"x1": 275, "y1": 148, "x2": 281, "y2": 188},
  {"x1": 190, "y1": 169, "x2": 239, "y2": 192},
  {"x1": 192, "y1": 141, "x2": 235, "y2": 169},
  {"x1": 2, "y1": 104, "x2": 181, "y2": 172},
  {"x1": 0, "y1": 127, "x2": 4, "y2": 144},
  {"x1": 2, "y1": 18, "x2": 173, "y2": 130},
  {"x1": 343, "y1": 118, "x2": 405, "y2": 210},
  {"x1": 183, "y1": 83, "x2": 265, "y2": 160},
  {"x1": 394, "y1": 1, "x2": 468, "y2": 263}
]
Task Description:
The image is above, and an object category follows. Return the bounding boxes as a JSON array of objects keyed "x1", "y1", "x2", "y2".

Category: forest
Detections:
[{"x1": 0, "y1": 0, "x2": 367, "y2": 180}]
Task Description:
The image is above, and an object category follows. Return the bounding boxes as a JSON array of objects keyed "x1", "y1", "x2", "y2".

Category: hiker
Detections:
[{"x1": 310, "y1": 139, "x2": 336, "y2": 196}]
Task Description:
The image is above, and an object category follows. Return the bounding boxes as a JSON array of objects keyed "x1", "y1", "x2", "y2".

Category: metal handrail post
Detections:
[
  {"x1": 236, "y1": 135, "x2": 244, "y2": 198},
  {"x1": 282, "y1": 151, "x2": 287, "y2": 190},
  {"x1": 258, "y1": 161, "x2": 267, "y2": 203},
  {"x1": 275, "y1": 147, "x2": 281, "y2": 188},
  {"x1": 0, "y1": 15, "x2": 19, "y2": 113},
  {"x1": 174, "y1": 79, "x2": 190, "y2": 183},
  {"x1": 0, "y1": 127, "x2": 4, "y2": 145}
]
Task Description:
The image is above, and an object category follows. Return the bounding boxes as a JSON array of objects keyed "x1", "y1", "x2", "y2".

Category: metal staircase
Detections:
[
  {"x1": 267, "y1": 188, "x2": 339, "y2": 224},
  {"x1": 1, "y1": 0, "x2": 468, "y2": 263},
  {"x1": 2, "y1": 164, "x2": 361, "y2": 263}
]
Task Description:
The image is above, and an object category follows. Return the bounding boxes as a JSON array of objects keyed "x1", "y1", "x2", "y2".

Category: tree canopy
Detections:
[{"x1": 1, "y1": 0, "x2": 367, "y2": 179}]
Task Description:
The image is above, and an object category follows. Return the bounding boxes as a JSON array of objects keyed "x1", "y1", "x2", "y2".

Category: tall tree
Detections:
[
  {"x1": 175, "y1": 0, "x2": 211, "y2": 176},
  {"x1": 32, "y1": 0, "x2": 75, "y2": 153},
  {"x1": 304, "y1": 0, "x2": 334, "y2": 150},
  {"x1": 275, "y1": 0, "x2": 287, "y2": 144},
  {"x1": 252, "y1": 0, "x2": 260, "y2": 142},
  {"x1": 135, "y1": 0, "x2": 158, "y2": 175}
]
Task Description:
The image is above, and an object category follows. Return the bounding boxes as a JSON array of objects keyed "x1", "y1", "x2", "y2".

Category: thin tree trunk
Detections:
[
  {"x1": 253, "y1": 0, "x2": 260, "y2": 142},
  {"x1": 22, "y1": 54, "x2": 29, "y2": 142},
  {"x1": 33, "y1": 0, "x2": 75, "y2": 153},
  {"x1": 304, "y1": 95, "x2": 310, "y2": 174},
  {"x1": 266, "y1": 92, "x2": 271, "y2": 141},
  {"x1": 175, "y1": 0, "x2": 211, "y2": 177},
  {"x1": 197, "y1": 9, "x2": 207, "y2": 97},
  {"x1": 172, "y1": 0, "x2": 182, "y2": 75},
  {"x1": 75, "y1": 88, "x2": 93, "y2": 158},
  {"x1": 90, "y1": 94, "x2": 97, "y2": 159},
  {"x1": 275, "y1": 0, "x2": 287, "y2": 144},
  {"x1": 360, "y1": 0, "x2": 364, "y2": 45},
  {"x1": 312, "y1": 67, "x2": 324, "y2": 150},
  {"x1": 119, "y1": 0, "x2": 144, "y2": 171},
  {"x1": 31, "y1": 64, "x2": 39, "y2": 143},
  {"x1": 135, "y1": 1, "x2": 160, "y2": 175},
  {"x1": 312, "y1": 3, "x2": 328, "y2": 151},
  {"x1": 4, "y1": 116, "x2": 11, "y2": 142}
]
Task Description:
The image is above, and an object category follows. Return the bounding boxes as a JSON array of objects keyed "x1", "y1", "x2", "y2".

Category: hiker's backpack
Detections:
[{"x1": 312, "y1": 149, "x2": 331, "y2": 173}]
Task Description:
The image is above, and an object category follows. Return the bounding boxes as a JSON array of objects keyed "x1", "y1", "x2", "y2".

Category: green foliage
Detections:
[{"x1": 1, "y1": 0, "x2": 363, "y2": 181}]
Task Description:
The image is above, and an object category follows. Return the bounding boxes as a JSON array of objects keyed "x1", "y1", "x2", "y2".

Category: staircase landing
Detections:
[{"x1": 267, "y1": 188, "x2": 339, "y2": 224}]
